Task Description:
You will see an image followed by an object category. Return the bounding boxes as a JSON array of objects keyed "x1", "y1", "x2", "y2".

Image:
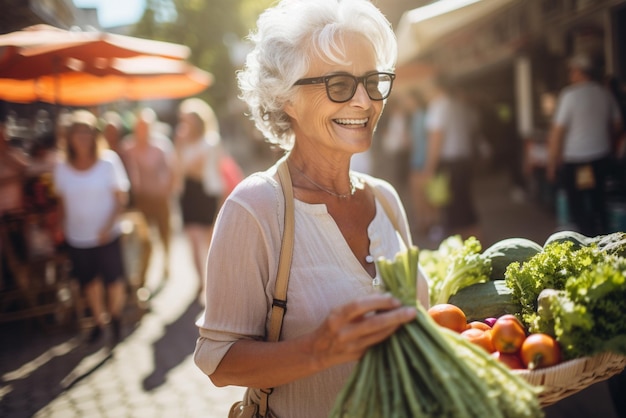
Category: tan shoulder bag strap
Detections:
[
  {"x1": 258, "y1": 158, "x2": 295, "y2": 417},
  {"x1": 370, "y1": 184, "x2": 409, "y2": 248}
]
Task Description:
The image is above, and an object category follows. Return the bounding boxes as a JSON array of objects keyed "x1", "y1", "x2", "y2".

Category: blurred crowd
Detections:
[
  {"x1": 369, "y1": 53, "x2": 625, "y2": 249},
  {"x1": 0, "y1": 98, "x2": 242, "y2": 346}
]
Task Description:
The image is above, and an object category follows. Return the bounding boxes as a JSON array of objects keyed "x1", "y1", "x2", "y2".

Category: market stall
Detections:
[{"x1": 0, "y1": 166, "x2": 73, "y2": 329}]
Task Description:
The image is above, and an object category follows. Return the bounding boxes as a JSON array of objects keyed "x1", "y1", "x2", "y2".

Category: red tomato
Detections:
[
  {"x1": 520, "y1": 333, "x2": 561, "y2": 370},
  {"x1": 491, "y1": 315, "x2": 527, "y2": 354}
]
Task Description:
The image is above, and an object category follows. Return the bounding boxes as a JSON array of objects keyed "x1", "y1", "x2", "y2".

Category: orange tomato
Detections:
[
  {"x1": 468, "y1": 321, "x2": 492, "y2": 331},
  {"x1": 520, "y1": 333, "x2": 561, "y2": 370},
  {"x1": 491, "y1": 351, "x2": 525, "y2": 369},
  {"x1": 491, "y1": 315, "x2": 527, "y2": 354},
  {"x1": 461, "y1": 328, "x2": 495, "y2": 353},
  {"x1": 427, "y1": 304, "x2": 467, "y2": 333}
]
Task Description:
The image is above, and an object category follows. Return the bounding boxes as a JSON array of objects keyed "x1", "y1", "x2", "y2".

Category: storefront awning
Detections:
[{"x1": 396, "y1": 0, "x2": 518, "y2": 65}]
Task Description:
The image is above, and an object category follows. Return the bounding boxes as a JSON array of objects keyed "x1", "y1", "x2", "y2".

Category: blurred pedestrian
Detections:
[
  {"x1": 604, "y1": 75, "x2": 626, "y2": 188},
  {"x1": 101, "y1": 110, "x2": 127, "y2": 162},
  {"x1": 377, "y1": 94, "x2": 410, "y2": 188},
  {"x1": 406, "y1": 89, "x2": 440, "y2": 238},
  {"x1": 193, "y1": 1, "x2": 424, "y2": 416},
  {"x1": 174, "y1": 98, "x2": 225, "y2": 298},
  {"x1": 52, "y1": 110, "x2": 130, "y2": 345},
  {"x1": 547, "y1": 54, "x2": 624, "y2": 236},
  {"x1": 422, "y1": 76, "x2": 481, "y2": 242},
  {"x1": 123, "y1": 108, "x2": 178, "y2": 281}
]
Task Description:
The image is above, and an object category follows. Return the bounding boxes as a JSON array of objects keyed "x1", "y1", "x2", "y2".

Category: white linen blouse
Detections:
[{"x1": 194, "y1": 161, "x2": 416, "y2": 418}]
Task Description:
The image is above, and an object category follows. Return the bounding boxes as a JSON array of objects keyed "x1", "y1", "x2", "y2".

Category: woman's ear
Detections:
[{"x1": 283, "y1": 100, "x2": 296, "y2": 119}]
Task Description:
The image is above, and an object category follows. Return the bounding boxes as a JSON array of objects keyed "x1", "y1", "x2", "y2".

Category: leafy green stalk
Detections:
[{"x1": 419, "y1": 235, "x2": 492, "y2": 306}]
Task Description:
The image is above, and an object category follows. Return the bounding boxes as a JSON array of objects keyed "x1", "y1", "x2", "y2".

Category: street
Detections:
[{"x1": 1, "y1": 231, "x2": 245, "y2": 418}]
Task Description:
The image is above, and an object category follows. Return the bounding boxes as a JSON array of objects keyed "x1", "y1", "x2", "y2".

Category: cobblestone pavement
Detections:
[
  {"x1": 1, "y1": 233, "x2": 245, "y2": 418},
  {"x1": 0, "y1": 169, "x2": 622, "y2": 418}
]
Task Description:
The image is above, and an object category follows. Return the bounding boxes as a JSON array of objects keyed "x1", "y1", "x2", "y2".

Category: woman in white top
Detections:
[
  {"x1": 53, "y1": 110, "x2": 130, "y2": 345},
  {"x1": 193, "y1": 1, "x2": 428, "y2": 416}
]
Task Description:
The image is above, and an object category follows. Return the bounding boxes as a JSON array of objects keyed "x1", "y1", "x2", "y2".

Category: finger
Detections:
[
  {"x1": 346, "y1": 306, "x2": 416, "y2": 342},
  {"x1": 328, "y1": 306, "x2": 415, "y2": 355},
  {"x1": 324, "y1": 294, "x2": 412, "y2": 343},
  {"x1": 334, "y1": 293, "x2": 402, "y2": 323},
  {"x1": 332, "y1": 307, "x2": 416, "y2": 361}
]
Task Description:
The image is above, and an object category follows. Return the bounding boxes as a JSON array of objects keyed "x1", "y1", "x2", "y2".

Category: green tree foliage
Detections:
[{"x1": 133, "y1": 0, "x2": 271, "y2": 114}]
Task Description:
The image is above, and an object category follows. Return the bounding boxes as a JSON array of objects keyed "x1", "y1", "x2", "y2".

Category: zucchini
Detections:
[
  {"x1": 590, "y1": 231, "x2": 626, "y2": 257},
  {"x1": 543, "y1": 230, "x2": 626, "y2": 257},
  {"x1": 448, "y1": 280, "x2": 521, "y2": 322},
  {"x1": 482, "y1": 238, "x2": 543, "y2": 281},
  {"x1": 542, "y1": 230, "x2": 592, "y2": 250}
]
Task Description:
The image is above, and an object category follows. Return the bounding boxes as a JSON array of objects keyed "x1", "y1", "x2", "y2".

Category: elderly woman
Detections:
[
  {"x1": 53, "y1": 110, "x2": 130, "y2": 345},
  {"x1": 193, "y1": 0, "x2": 428, "y2": 416}
]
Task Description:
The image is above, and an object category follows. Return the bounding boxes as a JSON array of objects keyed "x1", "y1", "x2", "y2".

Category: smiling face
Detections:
[
  {"x1": 67, "y1": 124, "x2": 97, "y2": 162},
  {"x1": 285, "y1": 33, "x2": 385, "y2": 160}
]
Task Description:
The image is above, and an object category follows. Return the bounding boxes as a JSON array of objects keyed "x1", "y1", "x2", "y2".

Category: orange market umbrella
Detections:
[
  {"x1": 0, "y1": 25, "x2": 210, "y2": 105},
  {"x1": 0, "y1": 24, "x2": 190, "y2": 77},
  {"x1": 0, "y1": 56, "x2": 213, "y2": 106}
]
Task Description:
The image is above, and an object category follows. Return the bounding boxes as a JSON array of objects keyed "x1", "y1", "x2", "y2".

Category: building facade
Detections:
[{"x1": 396, "y1": 0, "x2": 625, "y2": 139}]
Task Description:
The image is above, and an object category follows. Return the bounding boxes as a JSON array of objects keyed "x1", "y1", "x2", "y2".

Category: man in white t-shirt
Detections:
[{"x1": 547, "y1": 54, "x2": 623, "y2": 235}]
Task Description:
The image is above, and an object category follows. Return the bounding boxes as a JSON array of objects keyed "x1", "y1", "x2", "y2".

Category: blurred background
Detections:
[
  {"x1": 1, "y1": 0, "x2": 625, "y2": 240},
  {"x1": 0, "y1": 1, "x2": 625, "y2": 417}
]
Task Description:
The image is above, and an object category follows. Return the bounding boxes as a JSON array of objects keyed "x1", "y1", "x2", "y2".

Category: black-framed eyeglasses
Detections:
[{"x1": 293, "y1": 71, "x2": 395, "y2": 103}]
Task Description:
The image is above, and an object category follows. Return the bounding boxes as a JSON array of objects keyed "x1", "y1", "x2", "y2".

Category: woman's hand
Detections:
[
  {"x1": 208, "y1": 293, "x2": 416, "y2": 389},
  {"x1": 308, "y1": 293, "x2": 416, "y2": 370}
]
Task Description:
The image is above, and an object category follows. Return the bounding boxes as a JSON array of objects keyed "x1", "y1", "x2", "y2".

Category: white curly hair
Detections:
[{"x1": 237, "y1": 0, "x2": 397, "y2": 150}]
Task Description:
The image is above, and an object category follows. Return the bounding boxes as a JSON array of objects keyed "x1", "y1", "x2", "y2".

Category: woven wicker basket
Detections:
[{"x1": 514, "y1": 352, "x2": 626, "y2": 407}]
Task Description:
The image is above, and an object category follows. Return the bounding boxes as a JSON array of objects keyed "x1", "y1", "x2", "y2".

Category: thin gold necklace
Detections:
[{"x1": 290, "y1": 162, "x2": 356, "y2": 199}]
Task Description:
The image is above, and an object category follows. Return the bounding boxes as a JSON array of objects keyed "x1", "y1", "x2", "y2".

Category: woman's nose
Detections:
[{"x1": 350, "y1": 82, "x2": 372, "y2": 106}]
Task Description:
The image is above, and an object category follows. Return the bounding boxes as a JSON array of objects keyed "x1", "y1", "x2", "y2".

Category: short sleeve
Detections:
[
  {"x1": 104, "y1": 150, "x2": 130, "y2": 192},
  {"x1": 553, "y1": 91, "x2": 572, "y2": 127},
  {"x1": 194, "y1": 174, "x2": 283, "y2": 376}
]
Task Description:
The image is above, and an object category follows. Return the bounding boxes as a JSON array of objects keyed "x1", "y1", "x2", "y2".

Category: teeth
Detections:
[{"x1": 335, "y1": 118, "x2": 368, "y2": 125}]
